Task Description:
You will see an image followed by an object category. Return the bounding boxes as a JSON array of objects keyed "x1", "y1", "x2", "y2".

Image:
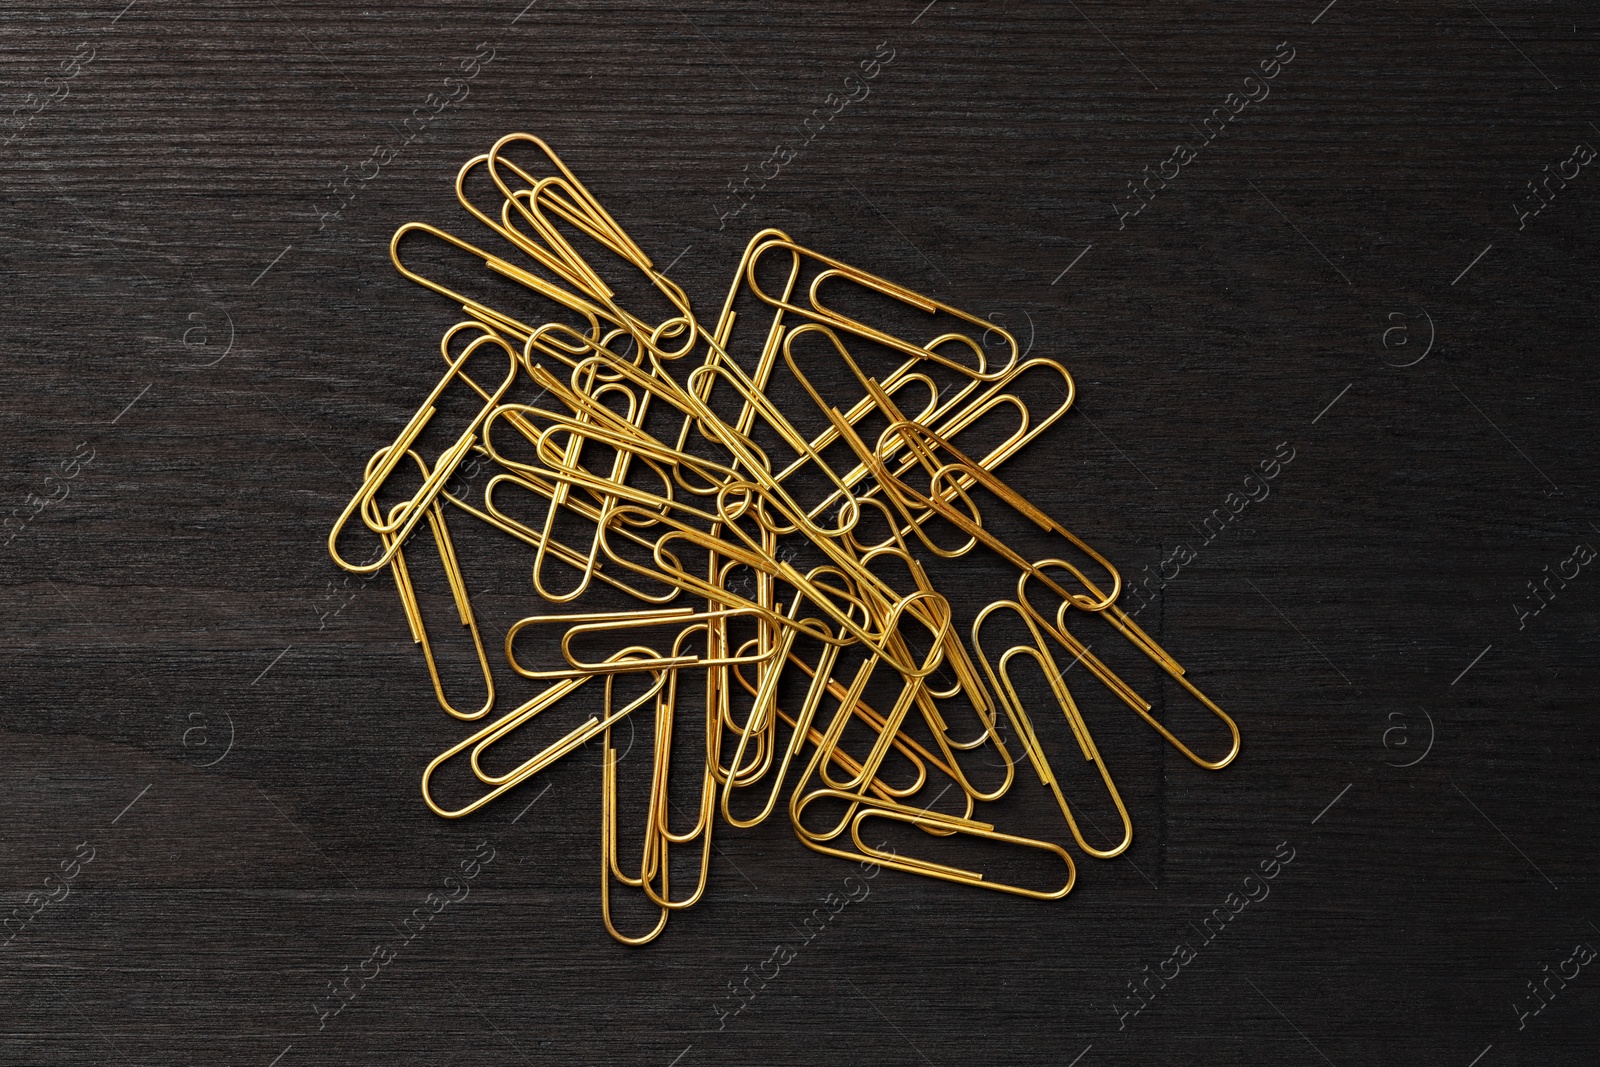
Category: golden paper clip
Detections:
[
  {"x1": 373, "y1": 449, "x2": 495, "y2": 721},
  {"x1": 328, "y1": 330, "x2": 518, "y2": 574},
  {"x1": 971, "y1": 600, "x2": 1132, "y2": 858}
]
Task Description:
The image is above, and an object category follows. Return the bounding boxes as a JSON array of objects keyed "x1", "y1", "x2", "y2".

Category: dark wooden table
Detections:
[{"x1": 2, "y1": 2, "x2": 1596, "y2": 1064}]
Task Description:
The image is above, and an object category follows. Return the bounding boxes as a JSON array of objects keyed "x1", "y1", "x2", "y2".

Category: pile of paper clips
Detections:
[{"x1": 327, "y1": 135, "x2": 1240, "y2": 943}]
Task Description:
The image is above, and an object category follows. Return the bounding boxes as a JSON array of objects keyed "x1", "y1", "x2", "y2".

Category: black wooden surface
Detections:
[{"x1": 2, "y1": 2, "x2": 1597, "y2": 1064}]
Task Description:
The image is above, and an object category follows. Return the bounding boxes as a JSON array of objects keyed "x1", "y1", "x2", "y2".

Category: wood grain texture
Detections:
[{"x1": 1, "y1": 1, "x2": 1597, "y2": 1064}]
